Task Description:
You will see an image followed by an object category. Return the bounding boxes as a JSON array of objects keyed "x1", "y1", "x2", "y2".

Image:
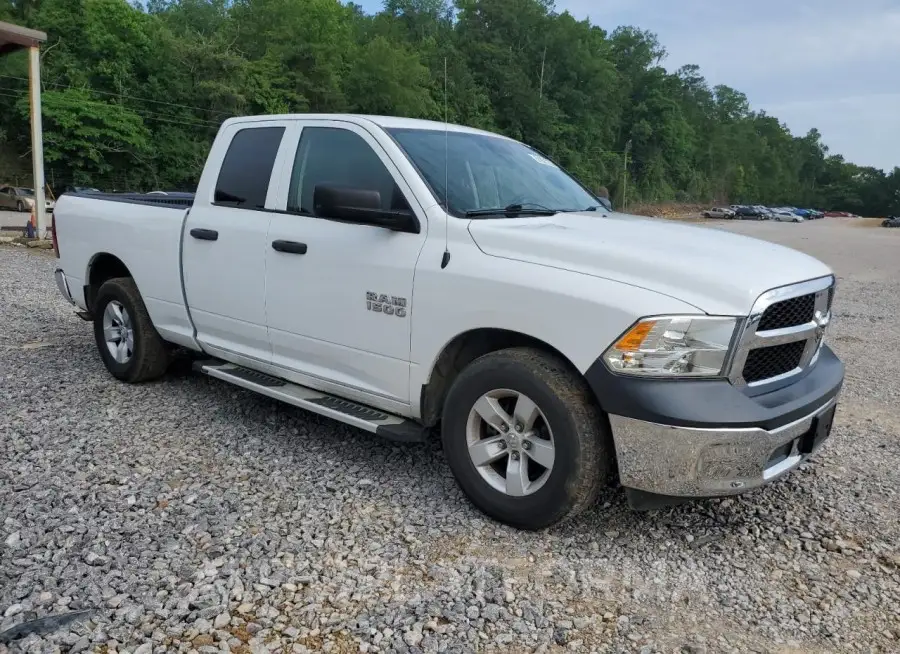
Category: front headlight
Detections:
[{"x1": 603, "y1": 316, "x2": 738, "y2": 377}]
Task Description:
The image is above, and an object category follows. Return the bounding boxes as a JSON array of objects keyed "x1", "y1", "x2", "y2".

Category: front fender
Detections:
[{"x1": 409, "y1": 247, "x2": 700, "y2": 399}]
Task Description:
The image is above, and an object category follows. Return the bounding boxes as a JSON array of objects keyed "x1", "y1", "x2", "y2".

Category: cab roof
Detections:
[{"x1": 224, "y1": 114, "x2": 506, "y2": 139}]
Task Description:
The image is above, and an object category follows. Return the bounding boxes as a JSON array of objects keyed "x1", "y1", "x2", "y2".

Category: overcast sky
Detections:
[{"x1": 353, "y1": 0, "x2": 900, "y2": 171}]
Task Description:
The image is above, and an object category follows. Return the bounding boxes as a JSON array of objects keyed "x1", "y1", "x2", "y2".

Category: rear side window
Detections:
[{"x1": 214, "y1": 126, "x2": 285, "y2": 209}]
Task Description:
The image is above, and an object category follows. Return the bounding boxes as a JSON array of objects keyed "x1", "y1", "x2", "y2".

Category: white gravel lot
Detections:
[{"x1": 1, "y1": 219, "x2": 898, "y2": 654}]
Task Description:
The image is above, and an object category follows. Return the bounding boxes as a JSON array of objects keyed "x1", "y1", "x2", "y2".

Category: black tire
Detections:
[
  {"x1": 441, "y1": 348, "x2": 612, "y2": 530},
  {"x1": 93, "y1": 277, "x2": 171, "y2": 382},
  {"x1": 16, "y1": 200, "x2": 25, "y2": 212}
]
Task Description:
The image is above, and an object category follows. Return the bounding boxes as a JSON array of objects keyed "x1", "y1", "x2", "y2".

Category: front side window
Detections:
[
  {"x1": 214, "y1": 126, "x2": 285, "y2": 209},
  {"x1": 16, "y1": 188, "x2": 34, "y2": 197},
  {"x1": 288, "y1": 127, "x2": 408, "y2": 215},
  {"x1": 387, "y1": 128, "x2": 599, "y2": 216}
]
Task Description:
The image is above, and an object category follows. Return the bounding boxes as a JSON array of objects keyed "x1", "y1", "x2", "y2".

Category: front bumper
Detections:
[{"x1": 585, "y1": 346, "x2": 844, "y2": 508}]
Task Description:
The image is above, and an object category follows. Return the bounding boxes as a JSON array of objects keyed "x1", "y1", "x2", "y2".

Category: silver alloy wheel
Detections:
[
  {"x1": 102, "y1": 300, "x2": 134, "y2": 364},
  {"x1": 465, "y1": 389, "x2": 556, "y2": 497}
]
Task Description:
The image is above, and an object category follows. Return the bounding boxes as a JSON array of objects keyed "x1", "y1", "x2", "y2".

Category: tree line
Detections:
[{"x1": 1, "y1": 0, "x2": 897, "y2": 216}]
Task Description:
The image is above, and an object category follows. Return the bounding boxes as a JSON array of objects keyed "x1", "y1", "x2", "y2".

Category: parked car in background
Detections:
[
  {"x1": 752, "y1": 206, "x2": 774, "y2": 219},
  {"x1": 773, "y1": 209, "x2": 803, "y2": 223},
  {"x1": 703, "y1": 207, "x2": 735, "y2": 219},
  {"x1": 735, "y1": 206, "x2": 765, "y2": 220},
  {"x1": 825, "y1": 211, "x2": 859, "y2": 218},
  {"x1": 882, "y1": 216, "x2": 900, "y2": 228},
  {"x1": 0, "y1": 185, "x2": 56, "y2": 213}
]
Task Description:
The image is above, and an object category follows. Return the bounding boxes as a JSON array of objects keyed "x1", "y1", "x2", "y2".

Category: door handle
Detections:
[
  {"x1": 190, "y1": 228, "x2": 218, "y2": 241},
  {"x1": 271, "y1": 240, "x2": 308, "y2": 254}
]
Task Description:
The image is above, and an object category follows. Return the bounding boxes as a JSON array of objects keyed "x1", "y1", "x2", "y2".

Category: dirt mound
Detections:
[{"x1": 625, "y1": 202, "x2": 707, "y2": 221}]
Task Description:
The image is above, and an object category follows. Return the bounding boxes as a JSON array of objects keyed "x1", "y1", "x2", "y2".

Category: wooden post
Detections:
[{"x1": 28, "y1": 45, "x2": 47, "y2": 239}]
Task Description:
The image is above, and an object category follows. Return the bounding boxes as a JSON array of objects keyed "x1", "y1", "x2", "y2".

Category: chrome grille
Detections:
[
  {"x1": 758, "y1": 294, "x2": 815, "y2": 331},
  {"x1": 743, "y1": 341, "x2": 806, "y2": 383},
  {"x1": 729, "y1": 276, "x2": 835, "y2": 388}
]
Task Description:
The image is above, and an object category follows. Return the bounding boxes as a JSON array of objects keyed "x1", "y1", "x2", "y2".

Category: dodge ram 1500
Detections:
[{"x1": 52, "y1": 114, "x2": 843, "y2": 529}]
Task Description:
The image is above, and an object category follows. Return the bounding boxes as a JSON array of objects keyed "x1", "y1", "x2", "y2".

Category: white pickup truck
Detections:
[{"x1": 52, "y1": 114, "x2": 844, "y2": 529}]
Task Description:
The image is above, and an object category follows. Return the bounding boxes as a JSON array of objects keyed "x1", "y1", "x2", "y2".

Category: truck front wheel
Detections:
[
  {"x1": 441, "y1": 348, "x2": 613, "y2": 530},
  {"x1": 92, "y1": 277, "x2": 171, "y2": 383}
]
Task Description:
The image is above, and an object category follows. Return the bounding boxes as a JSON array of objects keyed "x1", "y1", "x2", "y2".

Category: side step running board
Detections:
[{"x1": 193, "y1": 359, "x2": 427, "y2": 443}]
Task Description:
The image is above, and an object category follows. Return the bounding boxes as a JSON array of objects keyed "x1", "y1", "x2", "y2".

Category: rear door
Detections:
[
  {"x1": 0, "y1": 187, "x2": 12, "y2": 209},
  {"x1": 182, "y1": 121, "x2": 291, "y2": 364}
]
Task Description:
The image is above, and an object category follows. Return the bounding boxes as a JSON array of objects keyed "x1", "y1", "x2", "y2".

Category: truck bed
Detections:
[
  {"x1": 54, "y1": 191, "x2": 196, "y2": 349},
  {"x1": 66, "y1": 191, "x2": 195, "y2": 209}
]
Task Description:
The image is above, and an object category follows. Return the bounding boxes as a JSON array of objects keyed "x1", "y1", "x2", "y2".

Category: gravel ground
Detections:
[{"x1": 1, "y1": 219, "x2": 899, "y2": 654}]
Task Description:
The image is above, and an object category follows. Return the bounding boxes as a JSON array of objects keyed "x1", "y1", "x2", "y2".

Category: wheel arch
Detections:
[
  {"x1": 419, "y1": 327, "x2": 585, "y2": 428},
  {"x1": 85, "y1": 252, "x2": 133, "y2": 312}
]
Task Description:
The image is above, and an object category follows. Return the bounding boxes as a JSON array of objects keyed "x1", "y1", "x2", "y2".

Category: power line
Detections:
[
  {"x1": 0, "y1": 87, "x2": 221, "y2": 129},
  {"x1": 0, "y1": 74, "x2": 235, "y2": 118}
]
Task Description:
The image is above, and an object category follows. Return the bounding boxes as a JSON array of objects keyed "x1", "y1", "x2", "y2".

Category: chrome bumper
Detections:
[
  {"x1": 608, "y1": 396, "x2": 837, "y2": 498},
  {"x1": 54, "y1": 268, "x2": 76, "y2": 305}
]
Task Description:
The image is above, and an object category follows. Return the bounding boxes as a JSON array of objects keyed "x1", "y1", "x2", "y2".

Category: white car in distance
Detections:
[
  {"x1": 702, "y1": 207, "x2": 735, "y2": 219},
  {"x1": 773, "y1": 208, "x2": 804, "y2": 222}
]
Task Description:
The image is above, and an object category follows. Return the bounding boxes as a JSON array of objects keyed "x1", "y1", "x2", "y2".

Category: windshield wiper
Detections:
[{"x1": 465, "y1": 204, "x2": 559, "y2": 218}]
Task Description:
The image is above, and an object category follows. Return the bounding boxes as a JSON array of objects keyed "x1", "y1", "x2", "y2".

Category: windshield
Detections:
[
  {"x1": 15, "y1": 188, "x2": 34, "y2": 196},
  {"x1": 387, "y1": 128, "x2": 599, "y2": 216}
]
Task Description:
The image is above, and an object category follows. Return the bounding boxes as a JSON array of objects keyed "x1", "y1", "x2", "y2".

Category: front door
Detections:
[{"x1": 264, "y1": 121, "x2": 427, "y2": 405}]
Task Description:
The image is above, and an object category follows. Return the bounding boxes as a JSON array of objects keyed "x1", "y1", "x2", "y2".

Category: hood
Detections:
[{"x1": 467, "y1": 211, "x2": 832, "y2": 315}]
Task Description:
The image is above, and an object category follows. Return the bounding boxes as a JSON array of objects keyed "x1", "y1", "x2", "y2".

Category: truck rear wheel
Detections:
[
  {"x1": 441, "y1": 348, "x2": 612, "y2": 530},
  {"x1": 92, "y1": 277, "x2": 171, "y2": 383}
]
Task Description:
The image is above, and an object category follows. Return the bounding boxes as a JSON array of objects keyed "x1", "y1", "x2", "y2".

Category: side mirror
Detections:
[
  {"x1": 313, "y1": 184, "x2": 418, "y2": 233},
  {"x1": 598, "y1": 197, "x2": 613, "y2": 212}
]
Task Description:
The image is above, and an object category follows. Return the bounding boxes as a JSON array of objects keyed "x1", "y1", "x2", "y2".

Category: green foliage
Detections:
[
  {"x1": 20, "y1": 88, "x2": 150, "y2": 179},
  {"x1": 344, "y1": 36, "x2": 437, "y2": 117},
  {"x1": 0, "y1": 0, "x2": 895, "y2": 213}
]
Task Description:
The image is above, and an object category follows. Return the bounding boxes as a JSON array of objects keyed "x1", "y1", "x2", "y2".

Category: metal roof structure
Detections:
[{"x1": 0, "y1": 20, "x2": 46, "y2": 56}]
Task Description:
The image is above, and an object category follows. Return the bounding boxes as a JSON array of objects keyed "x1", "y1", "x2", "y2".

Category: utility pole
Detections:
[
  {"x1": 538, "y1": 46, "x2": 546, "y2": 101},
  {"x1": 622, "y1": 139, "x2": 632, "y2": 210},
  {"x1": 28, "y1": 45, "x2": 47, "y2": 238}
]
